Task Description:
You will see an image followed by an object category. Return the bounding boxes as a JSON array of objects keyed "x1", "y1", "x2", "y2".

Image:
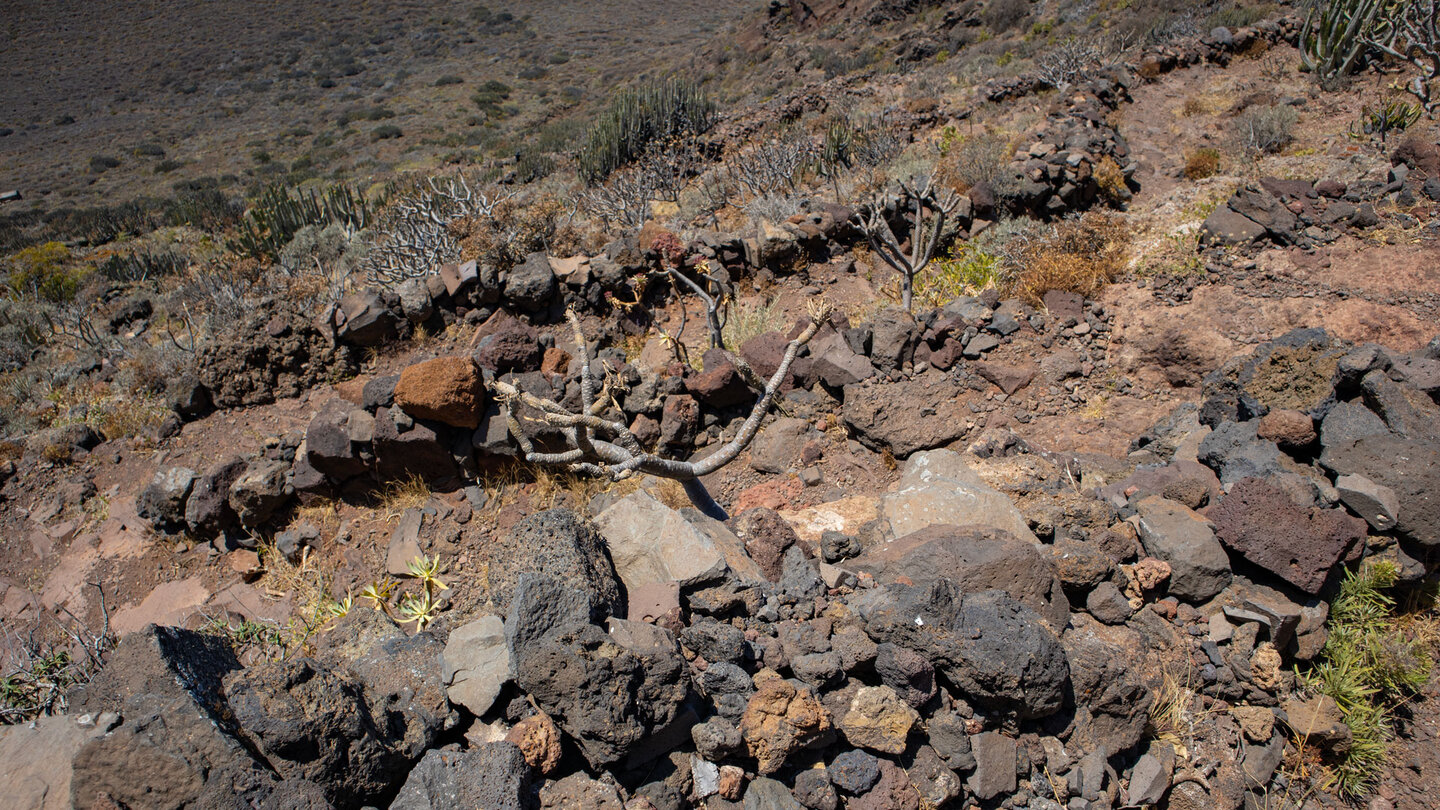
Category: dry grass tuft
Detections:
[
  {"x1": 1183, "y1": 148, "x2": 1222, "y2": 181},
  {"x1": 1006, "y1": 212, "x2": 1131, "y2": 306},
  {"x1": 376, "y1": 474, "x2": 432, "y2": 519}
]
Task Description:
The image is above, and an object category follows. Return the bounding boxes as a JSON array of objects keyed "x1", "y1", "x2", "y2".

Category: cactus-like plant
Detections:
[{"x1": 1300, "y1": 0, "x2": 1393, "y2": 88}]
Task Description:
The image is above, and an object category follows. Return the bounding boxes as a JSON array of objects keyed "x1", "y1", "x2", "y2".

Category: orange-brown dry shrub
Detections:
[
  {"x1": 1006, "y1": 211, "x2": 1130, "y2": 306},
  {"x1": 1183, "y1": 148, "x2": 1221, "y2": 180},
  {"x1": 1093, "y1": 156, "x2": 1128, "y2": 204}
]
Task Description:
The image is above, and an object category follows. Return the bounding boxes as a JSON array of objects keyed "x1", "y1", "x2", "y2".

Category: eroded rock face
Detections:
[
  {"x1": 225, "y1": 658, "x2": 408, "y2": 808},
  {"x1": 850, "y1": 523, "x2": 1068, "y2": 629},
  {"x1": 469, "y1": 508, "x2": 624, "y2": 618},
  {"x1": 861, "y1": 581, "x2": 1070, "y2": 720},
  {"x1": 69, "y1": 627, "x2": 273, "y2": 809},
  {"x1": 199, "y1": 298, "x2": 359, "y2": 409},
  {"x1": 390, "y1": 743, "x2": 534, "y2": 810},
  {"x1": 514, "y1": 620, "x2": 688, "y2": 769}
]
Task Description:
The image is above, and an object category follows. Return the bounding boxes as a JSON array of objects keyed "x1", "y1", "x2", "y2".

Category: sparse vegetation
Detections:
[
  {"x1": 1183, "y1": 147, "x2": 1222, "y2": 180},
  {"x1": 1003, "y1": 211, "x2": 1131, "y2": 306},
  {"x1": 577, "y1": 78, "x2": 715, "y2": 184},
  {"x1": 1301, "y1": 561, "x2": 1434, "y2": 799},
  {"x1": 1235, "y1": 103, "x2": 1299, "y2": 154}
]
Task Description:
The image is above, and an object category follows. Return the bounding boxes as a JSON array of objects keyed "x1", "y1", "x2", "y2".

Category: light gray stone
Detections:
[
  {"x1": 442, "y1": 615, "x2": 513, "y2": 716},
  {"x1": 1335, "y1": 473, "x2": 1399, "y2": 531},
  {"x1": 1134, "y1": 496, "x2": 1232, "y2": 602},
  {"x1": 595, "y1": 491, "x2": 730, "y2": 590},
  {"x1": 880, "y1": 449, "x2": 1039, "y2": 543}
]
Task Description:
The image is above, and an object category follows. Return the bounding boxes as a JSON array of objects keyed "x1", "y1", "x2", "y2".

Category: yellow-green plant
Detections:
[
  {"x1": 917, "y1": 242, "x2": 1002, "y2": 308},
  {"x1": 359, "y1": 579, "x2": 397, "y2": 612},
  {"x1": 1302, "y1": 561, "x2": 1433, "y2": 799},
  {"x1": 404, "y1": 555, "x2": 448, "y2": 592}
]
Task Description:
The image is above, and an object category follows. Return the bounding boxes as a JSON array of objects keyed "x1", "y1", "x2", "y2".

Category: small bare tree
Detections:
[
  {"x1": 854, "y1": 173, "x2": 960, "y2": 312},
  {"x1": 725, "y1": 135, "x2": 819, "y2": 198},
  {"x1": 487, "y1": 303, "x2": 830, "y2": 520},
  {"x1": 575, "y1": 165, "x2": 660, "y2": 229}
]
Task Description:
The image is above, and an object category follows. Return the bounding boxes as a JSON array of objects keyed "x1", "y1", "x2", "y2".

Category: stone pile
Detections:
[{"x1": 95, "y1": 328, "x2": 1440, "y2": 809}]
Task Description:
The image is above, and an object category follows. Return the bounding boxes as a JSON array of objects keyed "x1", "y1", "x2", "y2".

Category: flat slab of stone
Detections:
[
  {"x1": 595, "y1": 491, "x2": 735, "y2": 590},
  {"x1": 111, "y1": 578, "x2": 210, "y2": 636},
  {"x1": 0, "y1": 714, "x2": 114, "y2": 810},
  {"x1": 880, "y1": 450, "x2": 1038, "y2": 544}
]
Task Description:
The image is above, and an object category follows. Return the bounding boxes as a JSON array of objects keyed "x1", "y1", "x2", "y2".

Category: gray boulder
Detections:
[
  {"x1": 443, "y1": 615, "x2": 513, "y2": 717},
  {"x1": 227, "y1": 458, "x2": 293, "y2": 527},
  {"x1": 336, "y1": 290, "x2": 401, "y2": 346},
  {"x1": 861, "y1": 581, "x2": 1070, "y2": 719},
  {"x1": 185, "y1": 456, "x2": 248, "y2": 537},
  {"x1": 505, "y1": 252, "x2": 558, "y2": 311},
  {"x1": 136, "y1": 466, "x2": 197, "y2": 530},
  {"x1": 850, "y1": 524, "x2": 1068, "y2": 628},
  {"x1": 593, "y1": 490, "x2": 735, "y2": 592},
  {"x1": 1134, "y1": 495, "x2": 1232, "y2": 602},
  {"x1": 879, "y1": 450, "x2": 1039, "y2": 544},
  {"x1": 471, "y1": 508, "x2": 625, "y2": 617},
  {"x1": 390, "y1": 743, "x2": 534, "y2": 810}
]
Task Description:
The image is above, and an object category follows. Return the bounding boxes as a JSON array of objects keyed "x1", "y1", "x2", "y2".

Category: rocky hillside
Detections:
[{"x1": 1, "y1": 1, "x2": 1439, "y2": 810}]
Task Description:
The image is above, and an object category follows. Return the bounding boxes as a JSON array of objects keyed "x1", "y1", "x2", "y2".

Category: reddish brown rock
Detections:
[
  {"x1": 729, "y1": 507, "x2": 806, "y2": 581},
  {"x1": 540, "y1": 347, "x2": 570, "y2": 376},
  {"x1": 505, "y1": 713, "x2": 563, "y2": 775},
  {"x1": 1257, "y1": 409, "x2": 1317, "y2": 449},
  {"x1": 685, "y1": 359, "x2": 753, "y2": 408},
  {"x1": 975, "y1": 362, "x2": 1037, "y2": 396},
  {"x1": 474, "y1": 313, "x2": 542, "y2": 374},
  {"x1": 1205, "y1": 477, "x2": 1367, "y2": 594},
  {"x1": 740, "y1": 669, "x2": 833, "y2": 773},
  {"x1": 659, "y1": 394, "x2": 699, "y2": 450},
  {"x1": 394, "y1": 356, "x2": 486, "y2": 429}
]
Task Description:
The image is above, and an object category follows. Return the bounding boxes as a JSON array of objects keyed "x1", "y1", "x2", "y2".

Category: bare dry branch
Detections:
[{"x1": 484, "y1": 304, "x2": 831, "y2": 519}]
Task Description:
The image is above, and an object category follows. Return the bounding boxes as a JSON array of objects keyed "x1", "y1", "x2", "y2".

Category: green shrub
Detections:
[
  {"x1": 1183, "y1": 147, "x2": 1222, "y2": 179},
  {"x1": 4, "y1": 242, "x2": 86, "y2": 302},
  {"x1": 88, "y1": 155, "x2": 120, "y2": 173},
  {"x1": 577, "y1": 77, "x2": 715, "y2": 184},
  {"x1": 434, "y1": 74, "x2": 464, "y2": 86},
  {"x1": 471, "y1": 80, "x2": 513, "y2": 118},
  {"x1": 920, "y1": 242, "x2": 1003, "y2": 308},
  {"x1": 1303, "y1": 561, "x2": 1433, "y2": 799},
  {"x1": 1351, "y1": 99, "x2": 1423, "y2": 142},
  {"x1": 228, "y1": 184, "x2": 371, "y2": 262},
  {"x1": 132, "y1": 143, "x2": 166, "y2": 158},
  {"x1": 371, "y1": 124, "x2": 403, "y2": 141}
]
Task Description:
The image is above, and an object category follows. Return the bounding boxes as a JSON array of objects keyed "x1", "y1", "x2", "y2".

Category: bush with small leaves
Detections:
[
  {"x1": 1235, "y1": 103, "x2": 1298, "y2": 154},
  {"x1": 1183, "y1": 148, "x2": 1221, "y2": 180}
]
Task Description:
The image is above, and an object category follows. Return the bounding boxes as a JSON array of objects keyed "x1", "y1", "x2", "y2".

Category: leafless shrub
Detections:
[
  {"x1": 854, "y1": 172, "x2": 961, "y2": 312},
  {"x1": 725, "y1": 135, "x2": 819, "y2": 199},
  {"x1": 1146, "y1": 12, "x2": 1202, "y2": 46},
  {"x1": 1235, "y1": 103, "x2": 1299, "y2": 154},
  {"x1": 487, "y1": 304, "x2": 830, "y2": 520},
  {"x1": 361, "y1": 172, "x2": 511, "y2": 285},
  {"x1": 1036, "y1": 37, "x2": 1103, "y2": 90},
  {"x1": 575, "y1": 165, "x2": 660, "y2": 229}
]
